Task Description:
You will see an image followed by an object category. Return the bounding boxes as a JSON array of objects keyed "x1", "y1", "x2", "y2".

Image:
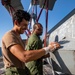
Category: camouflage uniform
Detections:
[{"x1": 26, "y1": 33, "x2": 43, "y2": 75}]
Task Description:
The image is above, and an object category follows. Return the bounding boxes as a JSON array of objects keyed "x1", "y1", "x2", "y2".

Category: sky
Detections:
[{"x1": 0, "y1": 0, "x2": 75, "y2": 46}]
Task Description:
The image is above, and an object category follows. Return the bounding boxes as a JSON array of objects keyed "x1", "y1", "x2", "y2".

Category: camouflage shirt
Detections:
[{"x1": 26, "y1": 33, "x2": 43, "y2": 75}]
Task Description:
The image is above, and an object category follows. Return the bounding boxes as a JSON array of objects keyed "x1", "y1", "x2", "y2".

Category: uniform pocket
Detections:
[{"x1": 5, "y1": 67, "x2": 19, "y2": 75}]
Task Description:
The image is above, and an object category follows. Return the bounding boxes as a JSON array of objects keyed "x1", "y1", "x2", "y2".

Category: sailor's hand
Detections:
[
  {"x1": 43, "y1": 42, "x2": 60, "y2": 55},
  {"x1": 48, "y1": 42, "x2": 60, "y2": 52}
]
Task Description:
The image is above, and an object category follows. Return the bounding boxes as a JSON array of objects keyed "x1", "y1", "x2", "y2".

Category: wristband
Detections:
[{"x1": 43, "y1": 47, "x2": 50, "y2": 55}]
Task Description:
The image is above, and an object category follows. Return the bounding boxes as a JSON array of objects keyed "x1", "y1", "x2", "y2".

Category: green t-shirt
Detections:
[{"x1": 26, "y1": 33, "x2": 43, "y2": 75}]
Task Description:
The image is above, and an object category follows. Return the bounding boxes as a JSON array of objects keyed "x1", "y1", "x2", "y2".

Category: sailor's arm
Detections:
[{"x1": 9, "y1": 42, "x2": 60, "y2": 63}]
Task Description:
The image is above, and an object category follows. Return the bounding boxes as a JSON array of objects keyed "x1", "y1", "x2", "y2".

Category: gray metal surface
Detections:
[
  {"x1": 39, "y1": 0, "x2": 56, "y2": 10},
  {"x1": 4, "y1": 0, "x2": 23, "y2": 13},
  {"x1": 47, "y1": 9, "x2": 75, "y2": 74},
  {"x1": 50, "y1": 50, "x2": 75, "y2": 74}
]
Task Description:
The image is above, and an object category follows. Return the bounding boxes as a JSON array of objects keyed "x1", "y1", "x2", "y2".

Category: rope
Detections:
[
  {"x1": 36, "y1": 0, "x2": 46, "y2": 22},
  {"x1": 8, "y1": 4, "x2": 15, "y2": 17},
  {"x1": 44, "y1": 0, "x2": 48, "y2": 47}
]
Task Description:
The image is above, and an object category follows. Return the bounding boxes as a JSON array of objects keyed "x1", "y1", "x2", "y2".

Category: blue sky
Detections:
[{"x1": 0, "y1": 0, "x2": 75, "y2": 46}]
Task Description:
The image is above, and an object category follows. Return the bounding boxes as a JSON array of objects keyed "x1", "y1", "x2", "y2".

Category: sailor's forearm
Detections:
[{"x1": 24, "y1": 49, "x2": 45, "y2": 62}]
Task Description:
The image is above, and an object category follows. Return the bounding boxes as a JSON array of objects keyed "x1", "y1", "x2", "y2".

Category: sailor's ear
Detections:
[
  {"x1": 14, "y1": 20, "x2": 19, "y2": 26},
  {"x1": 14, "y1": 20, "x2": 17, "y2": 25}
]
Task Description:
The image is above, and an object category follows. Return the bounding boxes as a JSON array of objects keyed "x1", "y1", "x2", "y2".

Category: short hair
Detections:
[
  {"x1": 13, "y1": 10, "x2": 31, "y2": 24},
  {"x1": 33, "y1": 23, "x2": 43, "y2": 30}
]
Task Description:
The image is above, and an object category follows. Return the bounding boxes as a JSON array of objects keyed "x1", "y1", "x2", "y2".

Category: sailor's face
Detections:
[{"x1": 19, "y1": 19, "x2": 29, "y2": 34}]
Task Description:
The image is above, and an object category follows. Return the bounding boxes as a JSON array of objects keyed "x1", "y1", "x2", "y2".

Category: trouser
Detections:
[{"x1": 4, "y1": 67, "x2": 31, "y2": 75}]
